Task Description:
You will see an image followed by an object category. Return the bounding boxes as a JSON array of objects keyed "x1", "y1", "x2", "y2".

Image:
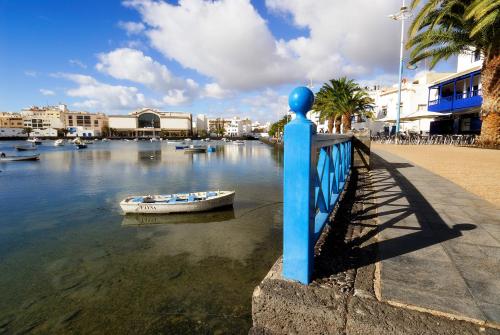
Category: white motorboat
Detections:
[
  {"x1": 234, "y1": 140, "x2": 245, "y2": 145},
  {"x1": 150, "y1": 137, "x2": 159, "y2": 142},
  {"x1": 54, "y1": 139, "x2": 65, "y2": 146},
  {"x1": 120, "y1": 190, "x2": 235, "y2": 214},
  {"x1": 27, "y1": 138, "x2": 42, "y2": 145}
]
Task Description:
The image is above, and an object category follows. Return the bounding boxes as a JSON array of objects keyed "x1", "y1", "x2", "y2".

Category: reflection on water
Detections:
[
  {"x1": 122, "y1": 207, "x2": 236, "y2": 226},
  {"x1": 0, "y1": 140, "x2": 283, "y2": 334}
]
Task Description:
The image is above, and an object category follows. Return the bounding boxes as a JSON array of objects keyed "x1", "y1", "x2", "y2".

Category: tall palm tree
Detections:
[
  {"x1": 313, "y1": 78, "x2": 374, "y2": 134},
  {"x1": 333, "y1": 78, "x2": 375, "y2": 133},
  {"x1": 407, "y1": 0, "x2": 499, "y2": 145},
  {"x1": 313, "y1": 82, "x2": 340, "y2": 133}
]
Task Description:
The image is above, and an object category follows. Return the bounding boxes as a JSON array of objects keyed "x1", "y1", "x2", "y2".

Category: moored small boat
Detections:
[
  {"x1": 0, "y1": 152, "x2": 39, "y2": 161},
  {"x1": 175, "y1": 145, "x2": 189, "y2": 150},
  {"x1": 27, "y1": 138, "x2": 42, "y2": 145},
  {"x1": 54, "y1": 139, "x2": 65, "y2": 146},
  {"x1": 15, "y1": 144, "x2": 37, "y2": 151},
  {"x1": 75, "y1": 144, "x2": 87, "y2": 149},
  {"x1": 120, "y1": 190, "x2": 235, "y2": 214},
  {"x1": 184, "y1": 145, "x2": 206, "y2": 153},
  {"x1": 233, "y1": 140, "x2": 245, "y2": 145}
]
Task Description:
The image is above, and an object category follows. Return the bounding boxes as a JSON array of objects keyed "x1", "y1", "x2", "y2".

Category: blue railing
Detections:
[
  {"x1": 282, "y1": 87, "x2": 352, "y2": 284},
  {"x1": 428, "y1": 70, "x2": 482, "y2": 112}
]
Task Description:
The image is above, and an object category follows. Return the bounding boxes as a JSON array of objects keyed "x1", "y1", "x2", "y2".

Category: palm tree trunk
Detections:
[
  {"x1": 327, "y1": 117, "x2": 334, "y2": 133},
  {"x1": 478, "y1": 51, "x2": 500, "y2": 146},
  {"x1": 342, "y1": 114, "x2": 352, "y2": 133},
  {"x1": 334, "y1": 115, "x2": 341, "y2": 134}
]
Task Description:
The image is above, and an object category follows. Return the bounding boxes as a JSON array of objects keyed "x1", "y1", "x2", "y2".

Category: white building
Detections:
[
  {"x1": 225, "y1": 117, "x2": 252, "y2": 137},
  {"x1": 352, "y1": 71, "x2": 452, "y2": 135},
  {"x1": 21, "y1": 104, "x2": 67, "y2": 130},
  {"x1": 0, "y1": 128, "x2": 27, "y2": 138},
  {"x1": 192, "y1": 114, "x2": 208, "y2": 137},
  {"x1": 20, "y1": 104, "x2": 67, "y2": 137},
  {"x1": 108, "y1": 108, "x2": 192, "y2": 137}
]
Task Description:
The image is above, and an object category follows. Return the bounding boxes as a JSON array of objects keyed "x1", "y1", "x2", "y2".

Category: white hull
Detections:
[{"x1": 120, "y1": 191, "x2": 235, "y2": 214}]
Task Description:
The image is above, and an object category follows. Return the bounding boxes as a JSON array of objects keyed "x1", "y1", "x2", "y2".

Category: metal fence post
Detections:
[{"x1": 283, "y1": 86, "x2": 315, "y2": 284}]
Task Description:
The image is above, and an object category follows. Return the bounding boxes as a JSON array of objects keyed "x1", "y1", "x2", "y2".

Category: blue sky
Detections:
[{"x1": 0, "y1": 0, "x2": 456, "y2": 122}]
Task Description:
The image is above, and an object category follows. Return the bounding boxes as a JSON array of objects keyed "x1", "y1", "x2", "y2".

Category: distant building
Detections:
[
  {"x1": 108, "y1": 108, "x2": 192, "y2": 138},
  {"x1": 192, "y1": 114, "x2": 208, "y2": 137},
  {"x1": 208, "y1": 118, "x2": 231, "y2": 136},
  {"x1": 0, "y1": 127, "x2": 26, "y2": 138},
  {"x1": 19, "y1": 104, "x2": 68, "y2": 138},
  {"x1": 65, "y1": 111, "x2": 109, "y2": 137},
  {"x1": 226, "y1": 117, "x2": 252, "y2": 137},
  {"x1": 251, "y1": 121, "x2": 270, "y2": 133},
  {"x1": 0, "y1": 112, "x2": 24, "y2": 128}
]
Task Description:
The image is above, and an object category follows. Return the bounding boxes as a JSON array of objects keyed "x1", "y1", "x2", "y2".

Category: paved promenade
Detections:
[
  {"x1": 371, "y1": 144, "x2": 500, "y2": 207},
  {"x1": 371, "y1": 148, "x2": 500, "y2": 325}
]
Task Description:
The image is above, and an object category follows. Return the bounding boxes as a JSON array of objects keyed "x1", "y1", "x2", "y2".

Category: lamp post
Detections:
[{"x1": 389, "y1": 0, "x2": 412, "y2": 139}]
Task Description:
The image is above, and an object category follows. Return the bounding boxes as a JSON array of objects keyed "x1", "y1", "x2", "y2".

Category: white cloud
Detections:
[
  {"x1": 69, "y1": 59, "x2": 87, "y2": 69},
  {"x1": 54, "y1": 73, "x2": 152, "y2": 111},
  {"x1": 124, "y1": 0, "x2": 300, "y2": 90},
  {"x1": 202, "y1": 83, "x2": 231, "y2": 99},
  {"x1": 118, "y1": 21, "x2": 145, "y2": 35},
  {"x1": 24, "y1": 70, "x2": 38, "y2": 77},
  {"x1": 96, "y1": 48, "x2": 232, "y2": 105},
  {"x1": 40, "y1": 89, "x2": 55, "y2": 96},
  {"x1": 242, "y1": 89, "x2": 289, "y2": 121},
  {"x1": 96, "y1": 48, "x2": 175, "y2": 91},
  {"x1": 162, "y1": 89, "x2": 190, "y2": 105},
  {"x1": 124, "y1": 0, "x2": 402, "y2": 91}
]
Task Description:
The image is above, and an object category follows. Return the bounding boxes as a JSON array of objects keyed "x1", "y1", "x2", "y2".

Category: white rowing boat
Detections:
[{"x1": 120, "y1": 190, "x2": 235, "y2": 214}]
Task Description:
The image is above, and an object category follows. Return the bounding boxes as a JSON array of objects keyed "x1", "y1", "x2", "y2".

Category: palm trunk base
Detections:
[{"x1": 478, "y1": 112, "x2": 500, "y2": 148}]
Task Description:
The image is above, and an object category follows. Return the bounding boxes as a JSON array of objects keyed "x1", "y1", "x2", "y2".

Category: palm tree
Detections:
[
  {"x1": 407, "y1": 0, "x2": 499, "y2": 145},
  {"x1": 313, "y1": 82, "x2": 341, "y2": 133},
  {"x1": 333, "y1": 78, "x2": 375, "y2": 133},
  {"x1": 313, "y1": 78, "x2": 374, "y2": 134}
]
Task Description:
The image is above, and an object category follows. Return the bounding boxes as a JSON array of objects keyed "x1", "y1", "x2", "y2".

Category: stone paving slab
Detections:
[{"x1": 372, "y1": 149, "x2": 500, "y2": 325}]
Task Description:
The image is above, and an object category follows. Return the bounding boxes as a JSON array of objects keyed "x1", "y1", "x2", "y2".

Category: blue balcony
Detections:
[{"x1": 428, "y1": 70, "x2": 482, "y2": 113}]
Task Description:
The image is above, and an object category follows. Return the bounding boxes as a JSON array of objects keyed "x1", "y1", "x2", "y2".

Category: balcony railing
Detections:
[
  {"x1": 428, "y1": 70, "x2": 482, "y2": 112},
  {"x1": 283, "y1": 87, "x2": 352, "y2": 284}
]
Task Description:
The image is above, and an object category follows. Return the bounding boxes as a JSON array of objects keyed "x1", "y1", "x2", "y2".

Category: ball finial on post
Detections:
[{"x1": 288, "y1": 86, "x2": 314, "y2": 119}]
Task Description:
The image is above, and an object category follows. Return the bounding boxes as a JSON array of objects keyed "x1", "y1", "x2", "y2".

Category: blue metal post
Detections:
[{"x1": 283, "y1": 86, "x2": 315, "y2": 284}]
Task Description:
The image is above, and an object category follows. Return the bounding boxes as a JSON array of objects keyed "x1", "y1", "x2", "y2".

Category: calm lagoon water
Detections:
[{"x1": 0, "y1": 140, "x2": 283, "y2": 334}]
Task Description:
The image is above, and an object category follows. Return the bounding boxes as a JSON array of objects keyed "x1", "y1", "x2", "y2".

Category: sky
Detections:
[{"x1": 0, "y1": 0, "x2": 457, "y2": 122}]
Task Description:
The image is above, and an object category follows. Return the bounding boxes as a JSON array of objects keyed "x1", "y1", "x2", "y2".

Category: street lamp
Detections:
[{"x1": 389, "y1": 1, "x2": 412, "y2": 139}]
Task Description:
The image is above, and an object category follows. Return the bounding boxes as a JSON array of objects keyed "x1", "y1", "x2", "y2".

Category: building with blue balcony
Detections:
[{"x1": 428, "y1": 51, "x2": 483, "y2": 135}]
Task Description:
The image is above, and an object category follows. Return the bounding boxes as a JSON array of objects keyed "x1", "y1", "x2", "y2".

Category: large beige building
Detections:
[
  {"x1": 21, "y1": 104, "x2": 67, "y2": 130},
  {"x1": 109, "y1": 108, "x2": 192, "y2": 137},
  {"x1": 0, "y1": 112, "x2": 24, "y2": 128}
]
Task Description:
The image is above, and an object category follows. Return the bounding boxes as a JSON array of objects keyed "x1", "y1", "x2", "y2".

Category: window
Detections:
[
  {"x1": 138, "y1": 112, "x2": 160, "y2": 128},
  {"x1": 472, "y1": 73, "x2": 481, "y2": 95},
  {"x1": 94, "y1": 120, "x2": 99, "y2": 126},
  {"x1": 473, "y1": 50, "x2": 481, "y2": 62}
]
